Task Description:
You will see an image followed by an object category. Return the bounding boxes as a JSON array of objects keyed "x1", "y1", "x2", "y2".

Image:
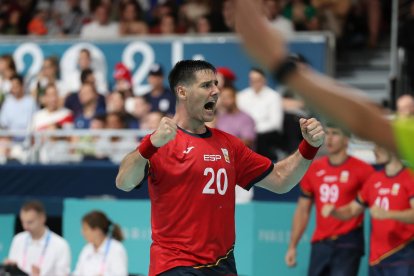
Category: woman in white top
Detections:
[{"x1": 73, "y1": 210, "x2": 128, "y2": 276}]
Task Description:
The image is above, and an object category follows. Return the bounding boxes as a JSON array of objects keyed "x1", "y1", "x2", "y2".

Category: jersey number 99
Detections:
[{"x1": 319, "y1": 184, "x2": 339, "y2": 203}]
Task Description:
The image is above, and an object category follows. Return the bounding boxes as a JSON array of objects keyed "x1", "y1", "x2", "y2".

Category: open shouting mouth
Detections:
[{"x1": 204, "y1": 100, "x2": 216, "y2": 111}]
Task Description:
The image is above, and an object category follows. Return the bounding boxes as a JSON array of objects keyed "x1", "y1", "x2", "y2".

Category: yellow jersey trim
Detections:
[
  {"x1": 370, "y1": 237, "x2": 414, "y2": 266},
  {"x1": 193, "y1": 247, "x2": 234, "y2": 269}
]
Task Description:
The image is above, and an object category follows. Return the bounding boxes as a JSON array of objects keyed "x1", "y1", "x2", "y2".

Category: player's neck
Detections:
[
  {"x1": 174, "y1": 113, "x2": 207, "y2": 134},
  {"x1": 177, "y1": 121, "x2": 207, "y2": 134},
  {"x1": 328, "y1": 151, "x2": 348, "y2": 165},
  {"x1": 385, "y1": 157, "x2": 404, "y2": 176}
]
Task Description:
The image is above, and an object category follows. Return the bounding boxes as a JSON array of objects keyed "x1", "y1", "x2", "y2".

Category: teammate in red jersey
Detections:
[
  {"x1": 285, "y1": 124, "x2": 374, "y2": 276},
  {"x1": 116, "y1": 60, "x2": 325, "y2": 276},
  {"x1": 322, "y1": 146, "x2": 414, "y2": 275}
]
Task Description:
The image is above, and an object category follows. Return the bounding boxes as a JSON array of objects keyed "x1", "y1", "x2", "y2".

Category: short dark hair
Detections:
[
  {"x1": 168, "y1": 60, "x2": 216, "y2": 94},
  {"x1": 326, "y1": 122, "x2": 351, "y2": 137},
  {"x1": 250, "y1": 67, "x2": 265, "y2": 77},
  {"x1": 21, "y1": 200, "x2": 46, "y2": 214}
]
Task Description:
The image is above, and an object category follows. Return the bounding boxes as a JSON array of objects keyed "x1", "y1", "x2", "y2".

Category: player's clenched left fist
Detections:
[
  {"x1": 299, "y1": 118, "x2": 325, "y2": 148},
  {"x1": 370, "y1": 206, "x2": 389, "y2": 220},
  {"x1": 321, "y1": 204, "x2": 335, "y2": 218},
  {"x1": 150, "y1": 117, "x2": 177, "y2": 147}
]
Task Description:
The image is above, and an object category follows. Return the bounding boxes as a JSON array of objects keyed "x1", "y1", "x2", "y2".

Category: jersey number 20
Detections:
[{"x1": 203, "y1": 168, "x2": 228, "y2": 195}]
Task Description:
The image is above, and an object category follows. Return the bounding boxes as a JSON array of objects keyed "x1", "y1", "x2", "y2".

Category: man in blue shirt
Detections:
[{"x1": 144, "y1": 63, "x2": 176, "y2": 116}]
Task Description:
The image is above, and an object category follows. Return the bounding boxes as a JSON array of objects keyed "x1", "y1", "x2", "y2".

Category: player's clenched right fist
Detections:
[{"x1": 150, "y1": 117, "x2": 177, "y2": 147}]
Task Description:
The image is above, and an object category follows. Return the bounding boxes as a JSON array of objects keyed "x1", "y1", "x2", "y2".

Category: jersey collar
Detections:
[{"x1": 178, "y1": 126, "x2": 212, "y2": 138}]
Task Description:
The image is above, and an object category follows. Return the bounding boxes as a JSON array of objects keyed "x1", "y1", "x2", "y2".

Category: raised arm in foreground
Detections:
[{"x1": 234, "y1": 0, "x2": 396, "y2": 153}]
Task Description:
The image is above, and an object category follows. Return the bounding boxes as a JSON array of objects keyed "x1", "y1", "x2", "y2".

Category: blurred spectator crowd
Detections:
[
  {"x1": 0, "y1": 45, "x2": 309, "y2": 165},
  {"x1": 0, "y1": 0, "x2": 388, "y2": 47},
  {"x1": 0, "y1": 48, "x2": 172, "y2": 164},
  {"x1": 0, "y1": 0, "x2": 394, "y2": 165}
]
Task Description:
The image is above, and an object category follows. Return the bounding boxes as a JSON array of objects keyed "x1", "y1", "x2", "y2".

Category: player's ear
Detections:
[{"x1": 176, "y1": 85, "x2": 187, "y2": 100}]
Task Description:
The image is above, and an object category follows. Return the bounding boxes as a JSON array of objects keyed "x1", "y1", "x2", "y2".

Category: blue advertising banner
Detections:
[
  {"x1": 0, "y1": 214, "x2": 15, "y2": 261},
  {"x1": 63, "y1": 199, "x2": 369, "y2": 276},
  {"x1": 236, "y1": 202, "x2": 369, "y2": 276},
  {"x1": 0, "y1": 35, "x2": 329, "y2": 94}
]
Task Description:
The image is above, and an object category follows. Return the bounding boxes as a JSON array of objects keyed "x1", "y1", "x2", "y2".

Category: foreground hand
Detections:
[
  {"x1": 370, "y1": 206, "x2": 389, "y2": 220},
  {"x1": 300, "y1": 118, "x2": 325, "y2": 147},
  {"x1": 321, "y1": 204, "x2": 335, "y2": 218},
  {"x1": 150, "y1": 117, "x2": 177, "y2": 147},
  {"x1": 285, "y1": 247, "x2": 297, "y2": 267},
  {"x1": 234, "y1": 0, "x2": 287, "y2": 69}
]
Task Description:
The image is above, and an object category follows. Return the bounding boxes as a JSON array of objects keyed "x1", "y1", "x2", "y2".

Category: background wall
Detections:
[
  {"x1": 62, "y1": 199, "x2": 370, "y2": 276},
  {"x1": 0, "y1": 214, "x2": 15, "y2": 261},
  {"x1": 0, "y1": 35, "x2": 329, "y2": 93}
]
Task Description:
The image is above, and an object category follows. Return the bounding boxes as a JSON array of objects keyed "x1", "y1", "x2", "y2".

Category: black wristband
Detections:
[{"x1": 273, "y1": 54, "x2": 301, "y2": 84}]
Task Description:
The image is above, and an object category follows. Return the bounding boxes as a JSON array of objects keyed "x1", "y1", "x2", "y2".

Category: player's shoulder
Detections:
[
  {"x1": 210, "y1": 127, "x2": 239, "y2": 141},
  {"x1": 210, "y1": 128, "x2": 247, "y2": 151},
  {"x1": 364, "y1": 169, "x2": 384, "y2": 184},
  {"x1": 347, "y1": 157, "x2": 375, "y2": 181},
  {"x1": 347, "y1": 156, "x2": 373, "y2": 169},
  {"x1": 401, "y1": 167, "x2": 413, "y2": 175},
  {"x1": 398, "y1": 167, "x2": 414, "y2": 182}
]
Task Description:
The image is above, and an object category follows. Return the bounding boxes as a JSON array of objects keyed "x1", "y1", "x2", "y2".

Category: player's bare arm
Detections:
[
  {"x1": 234, "y1": 0, "x2": 397, "y2": 154},
  {"x1": 116, "y1": 117, "x2": 177, "y2": 192},
  {"x1": 257, "y1": 118, "x2": 324, "y2": 193},
  {"x1": 286, "y1": 71, "x2": 397, "y2": 153},
  {"x1": 322, "y1": 200, "x2": 364, "y2": 221},
  {"x1": 285, "y1": 197, "x2": 313, "y2": 267},
  {"x1": 371, "y1": 199, "x2": 414, "y2": 223}
]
